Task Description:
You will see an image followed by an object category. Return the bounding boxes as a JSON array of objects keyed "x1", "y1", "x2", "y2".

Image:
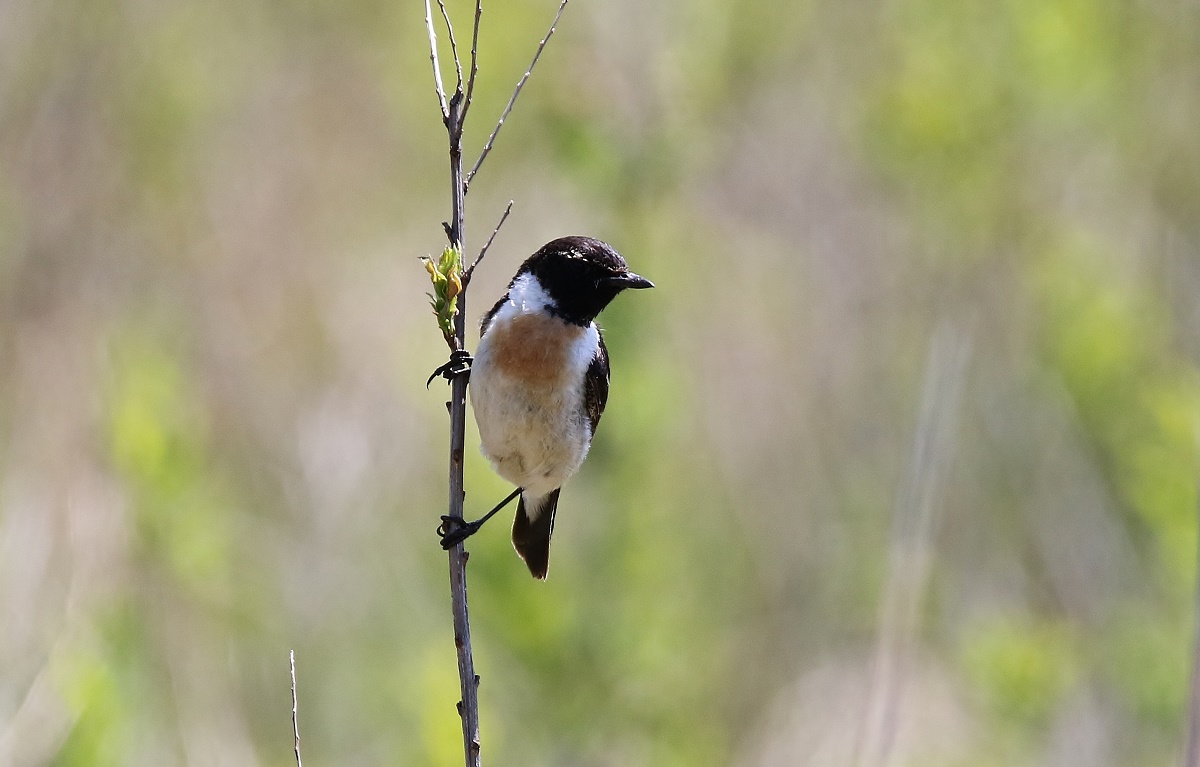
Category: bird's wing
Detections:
[
  {"x1": 583, "y1": 332, "x2": 610, "y2": 436},
  {"x1": 479, "y1": 292, "x2": 508, "y2": 337}
]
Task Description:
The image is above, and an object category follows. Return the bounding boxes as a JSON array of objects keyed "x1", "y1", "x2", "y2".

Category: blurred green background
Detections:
[{"x1": 2, "y1": 0, "x2": 1199, "y2": 765}]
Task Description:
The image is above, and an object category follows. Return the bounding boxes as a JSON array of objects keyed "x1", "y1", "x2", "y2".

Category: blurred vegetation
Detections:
[{"x1": 1, "y1": 0, "x2": 1199, "y2": 765}]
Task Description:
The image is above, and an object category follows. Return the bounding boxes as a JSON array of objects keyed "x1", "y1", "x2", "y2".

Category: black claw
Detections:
[
  {"x1": 435, "y1": 487, "x2": 522, "y2": 550},
  {"x1": 427, "y1": 350, "x2": 473, "y2": 388},
  {"x1": 439, "y1": 515, "x2": 480, "y2": 550}
]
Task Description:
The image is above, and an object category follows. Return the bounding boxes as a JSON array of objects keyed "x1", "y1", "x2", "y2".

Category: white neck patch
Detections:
[{"x1": 505, "y1": 273, "x2": 556, "y2": 315}]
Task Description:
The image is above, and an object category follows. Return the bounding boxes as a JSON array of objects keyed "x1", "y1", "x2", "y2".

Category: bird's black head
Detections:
[{"x1": 517, "y1": 236, "x2": 654, "y2": 326}]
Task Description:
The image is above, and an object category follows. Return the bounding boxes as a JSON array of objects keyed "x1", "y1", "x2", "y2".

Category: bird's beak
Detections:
[{"x1": 608, "y1": 272, "x2": 655, "y2": 290}]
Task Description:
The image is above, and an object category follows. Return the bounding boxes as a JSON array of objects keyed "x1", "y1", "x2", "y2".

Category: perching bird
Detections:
[{"x1": 436, "y1": 236, "x2": 653, "y2": 579}]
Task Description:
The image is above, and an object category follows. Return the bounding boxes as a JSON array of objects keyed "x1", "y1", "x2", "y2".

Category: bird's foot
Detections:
[
  {"x1": 436, "y1": 487, "x2": 523, "y2": 550},
  {"x1": 427, "y1": 349, "x2": 473, "y2": 388},
  {"x1": 438, "y1": 515, "x2": 482, "y2": 550}
]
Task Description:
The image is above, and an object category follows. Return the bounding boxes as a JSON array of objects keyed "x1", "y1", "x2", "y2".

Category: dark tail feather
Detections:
[{"x1": 511, "y1": 489, "x2": 560, "y2": 580}]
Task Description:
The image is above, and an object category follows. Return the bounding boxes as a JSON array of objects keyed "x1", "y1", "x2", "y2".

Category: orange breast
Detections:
[{"x1": 488, "y1": 313, "x2": 585, "y2": 387}]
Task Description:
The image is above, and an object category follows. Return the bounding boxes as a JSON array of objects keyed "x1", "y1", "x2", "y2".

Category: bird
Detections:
[{"x1": 435, "y1": 236, "x2": 653, "y2": 579}]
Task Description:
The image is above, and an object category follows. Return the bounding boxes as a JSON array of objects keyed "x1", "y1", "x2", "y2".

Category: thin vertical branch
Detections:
[
  {"x1": 290, "y1": 650, "x2": 303, "y2": 767},
  {"x1": 465, "y1": 0, "x2": 569, "y2": 188},
  {"x1": 425, "y1": 4, "x2": 564, "y2": 766},
  {"x1": 1185, "y1": 419, "x2": 1200, "y2": 767},
  {"x1": 424, "y1": 0, "x2": 450, "y2": 122},
  {"x1": 443, "y1": 93, "x2": 481, "y2": 767},
  {"x1": 853, "y1": 323, "x2": 971, "y2": 767},
  {"x1": 436, "y1": 0, "x2": 464, "y2": 91},
  {"x1": 461, "y1": 0, "x2": 483, "y2": 128},
  {"x1": 432, "y1": 5, "x2": 475, "y2": 767}
]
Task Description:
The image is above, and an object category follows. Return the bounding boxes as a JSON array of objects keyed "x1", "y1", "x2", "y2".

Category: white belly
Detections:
[{"x1": 469, "y1": 310, "x2": 599, "y2": 497}]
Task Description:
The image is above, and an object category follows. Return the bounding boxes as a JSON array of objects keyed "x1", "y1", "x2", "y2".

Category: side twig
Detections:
[
  {"x1": 424, "y1": 0, "x2": 449, "y2": 122},
  {"x1": 461, "y1": 0, "x2": 483, "y2": 130},
  {"x1": 464, "y1": 200, "x2": 514, "y2": 284},
  {"x1": 465, "y1": 0, "x2": 569, "y2": 188},
  {"x1": 436, "y1": 0, "x2": 464, "y2": 89},
  {"x1": 290, "y1": 650, "x2": 303, "y2": 767}
]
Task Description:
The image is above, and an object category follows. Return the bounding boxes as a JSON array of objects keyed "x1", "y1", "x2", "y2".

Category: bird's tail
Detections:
[{"x1": 511, "y1": 489, "x2": 560, "y2": 580}]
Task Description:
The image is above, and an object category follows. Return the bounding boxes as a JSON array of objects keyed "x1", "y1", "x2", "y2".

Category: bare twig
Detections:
[
  {"x1": 461, "y1": 0, "x2": 483, "y2": 128},
  {"x1": 290, "y1": 650, "x2": 303, "y2": 767},
  {"x1": 431, "y1": 12, "x2": 479, "y2": 767},
  {"x1": 443, "y1": 97, "x2": 480, "y2": 767},
  {"x1": 465, "y1": 0, "x2": 569, "y2": 187},
  {"x1": 1185, "y1": 419, "x2": 1200, "y2": 767},
  {"x1": 464, "y1": 200, "x2": 514, "y2": 283},
  {"x1": 853, "y1": 323, "x2": 971, "y2": 767},
  {"x1": 424, "y1": 0, "x2": 449, "y2": 121},
  {"x1": 425, "y1": 5, "x2": 564, "y2": 766},
  {"x1": 436, "y1": 0, "x2": 464, "y2": 91}
]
